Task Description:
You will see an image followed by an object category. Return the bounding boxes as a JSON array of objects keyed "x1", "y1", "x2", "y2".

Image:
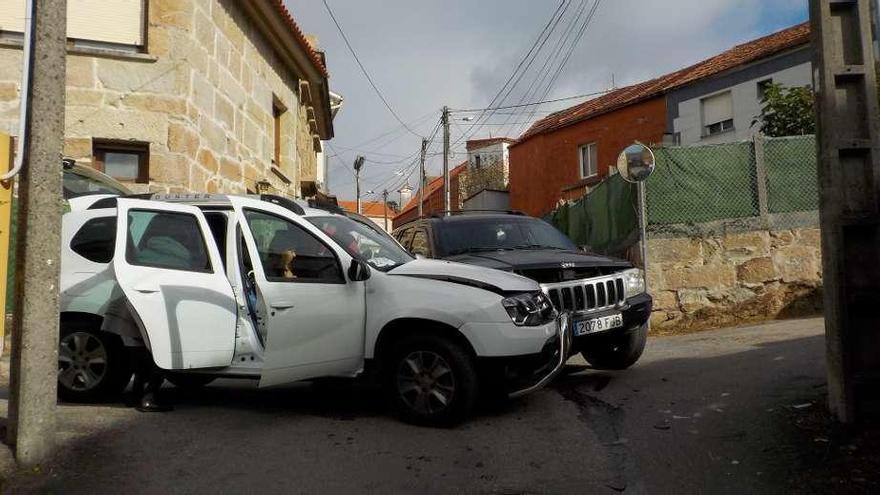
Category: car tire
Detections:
[
  {"x1": 58, "y1": 323, "x2": 132, "y2": 403},
  {"x1": 580, "y1": 323, "x2": 648, "y2": 370},
  {"x1": 165, "y1": 373, "x2": 217, "y2": 390},
  {"x1": 385, "y1": 334, "x2": 479, "y2": 427}
]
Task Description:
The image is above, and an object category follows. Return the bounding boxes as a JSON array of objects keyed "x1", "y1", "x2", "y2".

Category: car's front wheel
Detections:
[
  {"x1": 386, "y1": 334, "x2": 479, "y2": 427},
  {"x1": 58, "y1": 323, "x2": 132, "y2": 402},
  {"x1": 580, "y1": 323, "x2": 648, "y2": 370}
]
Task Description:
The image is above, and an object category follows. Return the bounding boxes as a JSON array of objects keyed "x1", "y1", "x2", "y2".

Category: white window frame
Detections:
[{"x1": 578, "y1": 143, "x2": 598, "y2": 179}]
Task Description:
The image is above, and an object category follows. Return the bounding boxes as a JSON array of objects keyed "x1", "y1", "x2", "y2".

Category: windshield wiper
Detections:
[
  {"x1": 447, "y1": 246, "x2": 514, "y2": 256},
  {"x1": 512, "y1": 244, "x2": 566, "y2": 250}
]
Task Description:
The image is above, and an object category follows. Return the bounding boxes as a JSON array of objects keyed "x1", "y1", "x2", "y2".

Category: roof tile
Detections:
[{"x1": 517, "y1": 22, "x2": 810, "y2": 142}]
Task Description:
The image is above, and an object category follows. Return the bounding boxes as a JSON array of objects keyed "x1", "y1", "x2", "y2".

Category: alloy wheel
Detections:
[
  {"x1": 58, "y1": 331, "x2": 108, "y2": 392},
  {"x1": 396, "y1": 350, "x2": 456, "y2": 415}
]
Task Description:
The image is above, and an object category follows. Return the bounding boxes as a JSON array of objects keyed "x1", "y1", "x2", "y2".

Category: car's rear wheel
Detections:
[
  {"x1": 58, "y1": 324, "x2": 132, "y2": 402},
  {"x1": 386, "y1": 334, "x2": 478, "y2": 427},
  {"x1": 580, "y1": 323, "x2": 648, "y2": 370}
]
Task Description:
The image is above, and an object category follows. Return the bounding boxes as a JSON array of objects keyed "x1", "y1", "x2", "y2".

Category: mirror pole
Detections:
[{"x1": 637, "y1": 180, "x2": 649, "y2": 289}]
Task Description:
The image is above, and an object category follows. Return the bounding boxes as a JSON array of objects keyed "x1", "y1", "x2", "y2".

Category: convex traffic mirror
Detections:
[{"x1": 616, "y1": 143, "x2": 656, "y2": 183}]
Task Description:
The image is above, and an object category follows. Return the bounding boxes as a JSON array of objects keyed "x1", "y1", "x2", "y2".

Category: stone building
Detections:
[{"x1": 0, "y1": 0, "x2": 336, "y2": 196}]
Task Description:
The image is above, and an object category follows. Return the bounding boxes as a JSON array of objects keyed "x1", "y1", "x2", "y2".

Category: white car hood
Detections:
[{"x1": 388, "y1": 259, "x2": 538, "y2": 294}]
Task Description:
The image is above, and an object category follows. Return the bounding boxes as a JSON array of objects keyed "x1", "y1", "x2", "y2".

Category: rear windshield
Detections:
[{"x1": 437, "y1": 217, "x2": 577, "y2": 256}]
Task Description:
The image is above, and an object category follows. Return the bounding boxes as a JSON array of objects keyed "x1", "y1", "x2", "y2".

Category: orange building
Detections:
[
  {"x1": 509, "y1": 22, "x2": 810, "y2": 217},
  {"x1": 392, "y1": 162, "x2": 467, "y2": 229}
]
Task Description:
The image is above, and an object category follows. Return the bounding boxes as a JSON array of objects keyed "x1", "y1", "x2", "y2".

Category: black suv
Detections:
[{"x1": 393, "y1": 212, "x2": 653, "y2": 370}]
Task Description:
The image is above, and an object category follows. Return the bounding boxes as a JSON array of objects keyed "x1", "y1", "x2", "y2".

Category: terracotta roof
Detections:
[
  {"x1": 396, "y1": 162, "x2": 468, "y2": 218},
  {"x1": 517, "y1": 22, "x2": 810, "y2": 143},
  {"x1": 466, "y1": 137, "x2": 517, "y2": 151},
  {"x1": 337, "y1": 200, "x2": 396, "y2": 218},
  {"x1": 269, "y1": 0, "x2": 329, "y2": 78}
]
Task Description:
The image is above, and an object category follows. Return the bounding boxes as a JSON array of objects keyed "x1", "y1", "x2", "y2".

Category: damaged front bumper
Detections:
[{"x1": 508, "y1": 312, "x2": 573, "y2": 399}]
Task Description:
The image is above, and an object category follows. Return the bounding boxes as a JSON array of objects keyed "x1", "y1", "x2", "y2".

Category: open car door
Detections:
[{"x1": 113, "y1": 198, "x2": 237, "y2": 370}]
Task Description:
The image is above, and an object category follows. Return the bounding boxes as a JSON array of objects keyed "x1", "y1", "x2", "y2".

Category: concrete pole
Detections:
[
  {"x1": 418, "y1": 138, "x2": 427, "y2": 218},
  {"x1": 810, "y1": 0, "x2": 880, "y2": 423},
  {"x1": 382, "y1": 189, "x2": 388, "y2": 231},
  {"x1": 7, "y1": 0, "x2": 66, "y2": 466},
  {"x1": 442, "y1": 106, "x2": 450, "y2": 213}
]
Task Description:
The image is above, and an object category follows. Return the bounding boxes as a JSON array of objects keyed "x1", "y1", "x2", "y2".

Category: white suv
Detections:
[{"x1": 59, "y1": 193, "x2": 571, "y2": 425}]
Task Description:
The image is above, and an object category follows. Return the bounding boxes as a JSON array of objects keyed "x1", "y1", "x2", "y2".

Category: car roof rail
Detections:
[
  {"x1": 307, "y1": 196, "x2": 345, "y2": 214},
  {"x1": 86, "y1": 193, "x2": 153, "y2": 209},
  {"x1": 428, "y1": 209, "x2": 527, "y2": 218},
  {"x1": 260, "y1": 194, "x2": 305, "y2": 215}
]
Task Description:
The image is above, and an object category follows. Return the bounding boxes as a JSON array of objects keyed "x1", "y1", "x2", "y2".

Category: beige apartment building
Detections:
[{"x1": 0, "y1": 0, "x2": 337, "y2": 196}]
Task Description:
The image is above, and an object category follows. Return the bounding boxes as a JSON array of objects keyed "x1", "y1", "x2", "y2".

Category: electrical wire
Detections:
[{"x1": 322, "y1": 0, "x2": 424, "y2": 139}]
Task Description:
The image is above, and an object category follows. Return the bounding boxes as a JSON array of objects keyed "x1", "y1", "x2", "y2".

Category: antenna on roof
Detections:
[{"x1": 611, "y1": 73, "x2": 616, "y2": 90}]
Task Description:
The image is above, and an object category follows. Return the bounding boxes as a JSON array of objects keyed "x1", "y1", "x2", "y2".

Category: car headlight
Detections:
[
  {"x1": 622, "y1": 268, "x2": 646, "y2": 298},
  {"x1": 502, "y1": 292, "x2": 555, "y2": 326}
]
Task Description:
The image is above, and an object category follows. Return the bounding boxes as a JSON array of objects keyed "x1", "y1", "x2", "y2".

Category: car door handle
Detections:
[{"x1": 271, "y1": 302, "x2": 295, "y2": 310}]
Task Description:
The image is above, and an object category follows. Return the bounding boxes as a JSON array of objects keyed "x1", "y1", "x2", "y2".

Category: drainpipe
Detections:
[{"x1": 2, "y1": 0, "x2": 35, "y2": 180}]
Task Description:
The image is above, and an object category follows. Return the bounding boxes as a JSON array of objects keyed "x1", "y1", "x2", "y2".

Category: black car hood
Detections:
[{"x1": 444, "y1": 249, "x2": 631, "y2": 271}]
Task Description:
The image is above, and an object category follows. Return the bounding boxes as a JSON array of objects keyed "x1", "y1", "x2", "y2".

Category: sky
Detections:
[{"x1": 285, "y1": 0, "x2": 808, "y2": 204}]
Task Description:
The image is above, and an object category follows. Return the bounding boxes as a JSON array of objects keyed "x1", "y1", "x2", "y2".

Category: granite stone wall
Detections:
[
  {"x1": 0, "y1": 0, "x2": 321, "y2": 195},
  {"x1": 647, "y1": 228, "x2": 823, "y2": 334}
]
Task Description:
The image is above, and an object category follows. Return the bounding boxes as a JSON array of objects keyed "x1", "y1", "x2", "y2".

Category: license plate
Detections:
[{"x1": 573, "y1": 313, "x2": 623, "y2": 336}]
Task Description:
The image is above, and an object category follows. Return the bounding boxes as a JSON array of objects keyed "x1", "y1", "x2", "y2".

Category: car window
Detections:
[
  {"x1": 70, "y1": 216, "x2": 116, "y2": 263},
  {"x1": 126, "y1": 210, "x2": 211, "y2": 272},
  {"x1": 410, "y1": 229, "x2": 430, "y2": 257},
  {"x1": 308, "y1": 215, "x2": 413, "y2": 271},
  {"x1": 437, "y1": 217, "x2": 578, "y2": 256},
  {"x1": 244, "y1": 210, "x2": 343, "y2": 283},
  {"x1": 394, "y1": 228, "x2": 413, "y2": 249},
  {"x1": 202, "y1": 211, "x2": 229, "y2": 267}
]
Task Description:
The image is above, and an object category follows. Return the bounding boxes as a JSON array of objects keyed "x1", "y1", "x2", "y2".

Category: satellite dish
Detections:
[{"x1": 616, "y1": 143, "x2": 656, "y2": 183}]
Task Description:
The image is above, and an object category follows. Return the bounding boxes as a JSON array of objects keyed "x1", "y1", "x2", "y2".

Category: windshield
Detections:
[
  {"x1": 438, "y1": 216, "x2": 577, "y2": 256},
  {"x1": 308, "y1": 215, "x2": 414, "y2": 271}
]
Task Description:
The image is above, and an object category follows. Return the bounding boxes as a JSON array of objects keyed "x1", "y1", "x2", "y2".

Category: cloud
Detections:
[{"x1": 287, "y1": 0, "x2": 808, "y2": 200}]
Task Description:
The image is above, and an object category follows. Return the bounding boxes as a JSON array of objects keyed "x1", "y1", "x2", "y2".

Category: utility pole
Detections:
[
  {"x1": 353, "y1": 155, "x2": 364, "y2": 214},
  {"x1": 442, "y1": 106, "x2": 450, "y2": 213},
  {"x1": 810, "y1": 0, "x2": 880, "y2": 423},
  {"x1": 382, "y1": 189, "x2": 389, "y2": 231},
  {"x1": 418, "y1": 137, "x2": 427, "y2": 217},
  {"x1": 7, "y1": 0, "x2": 67, "y2": 466}
]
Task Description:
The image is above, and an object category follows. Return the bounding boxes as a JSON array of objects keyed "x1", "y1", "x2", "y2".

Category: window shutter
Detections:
[
  {"x1": 0, "y1": 0, "x2": 144, "y2": 46},
  {"x1": 701, "y1": 92, "x2": 733, "y2": 126},
  {"x1": 69, "y1": 0, "x2": 144, "y2": 46},
  {"x1": 0, "y1": 1, "x2": 25, "y2": 33}
]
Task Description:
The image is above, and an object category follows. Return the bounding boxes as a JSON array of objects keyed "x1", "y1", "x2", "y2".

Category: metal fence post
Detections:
[{"x1": 753, "y1": 133, "x2": 771, "y2": 227}]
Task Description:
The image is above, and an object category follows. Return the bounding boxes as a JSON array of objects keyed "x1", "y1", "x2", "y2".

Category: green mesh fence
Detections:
[
  {"x1": 546, "y1": 134, "x2": 818, "y2": 248},
  {"x1": 764, "y1": 135, "x2": 819, "y2": 214},
  {"x1": 647, "y1": 142, "x2": 758, "y2": 225},
  {"x1": 546, "y1": 174, "x2": 638, "y2": 257}
]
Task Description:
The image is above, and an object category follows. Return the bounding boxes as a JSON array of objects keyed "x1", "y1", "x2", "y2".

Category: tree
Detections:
[{"x1": 752, "y1": 82, "x2": 815, "y2": 137}]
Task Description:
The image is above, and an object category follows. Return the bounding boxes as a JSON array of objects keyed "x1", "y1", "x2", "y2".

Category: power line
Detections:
[
  {"x1": 450, "y1": 88, "x2": 611, "y2": 113},
  {"x1": 322, "y1": 0, "x2": 423, "y2": 138},
  {"x1": 497, "y1": 0, "x2": 592, "y2": 135},
  {"x1": 451, "y1": 1, "x2": 570, "y2": 146}
]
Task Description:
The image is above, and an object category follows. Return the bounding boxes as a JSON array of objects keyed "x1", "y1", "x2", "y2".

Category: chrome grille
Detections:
[{"x1": 541, "y1": 275, "x2": 625, "y2": 313}]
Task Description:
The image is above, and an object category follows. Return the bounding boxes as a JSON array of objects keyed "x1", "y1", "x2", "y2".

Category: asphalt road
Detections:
[{"x1": 1, "y1": 318, "x2": 826, "y2": 494}]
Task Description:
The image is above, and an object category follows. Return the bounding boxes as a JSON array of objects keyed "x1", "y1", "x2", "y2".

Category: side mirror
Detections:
[
  {"x1": 616, "y1": 142, "x2": 656, "y2": 183},
  {"x1": 348, "y1": 259, "x2": 371, "y2": 282}
]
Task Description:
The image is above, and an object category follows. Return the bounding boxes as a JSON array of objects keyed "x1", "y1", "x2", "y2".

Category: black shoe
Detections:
[{"x1": 136, "y1": 392, "x2": 173, "y2": 413}]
